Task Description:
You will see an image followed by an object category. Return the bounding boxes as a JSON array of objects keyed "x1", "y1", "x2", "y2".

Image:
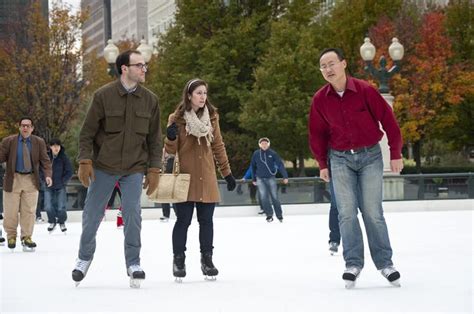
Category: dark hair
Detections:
[
  {"x1": 174, "y1": 78, "x2": 217, "y2": 119},
  {"x1": 18, "y1": 116, "x2": 34, "y2": 126},
  {"x1": 115, "y1": 50, "x2": 141, "y2": 75},
  {"x1": 319, "y1": 48, "x2": 345, "y2": 62},
  {"x1": 49, "y1": 138, "x2": 62, "y2": 146}
]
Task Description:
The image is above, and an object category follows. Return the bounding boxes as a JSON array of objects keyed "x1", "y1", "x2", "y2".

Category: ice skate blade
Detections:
[
  {"x1": 330, "y1": 251, "x2": 336, "y2": 256},
  {"x1": 389, "y1": 279, "x2": 401, "y2": 287},
  {"x1": 129, "y1": 278, "x2": 143, "y2": 288},
  {"x1": 74, "y1": 282, "x2": 81, "y2": 287},
  {"x1": 175, "y1": 277, "x2": 183, "y2": 283},
  {"x1": 204, "y1": 276, "x2": 217, "y2": 281},
  {"x1": 344, "y1": 280, "x2": 356, "y2": 289},
  {"x1": 22, "y1": 247, "x2": 35, "y2": 252},
  {"x1": 0, "y1": 243, "x2": 5, "y2": 247}
]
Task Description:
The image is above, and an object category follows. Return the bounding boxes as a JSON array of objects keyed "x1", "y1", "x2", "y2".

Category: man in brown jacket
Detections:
[
  {"x1": 72, "y1": 50, "x2": 162, "y2": 289},
  {"x1": 0, "y1": 117, "x2": 52, "y2": 252}
]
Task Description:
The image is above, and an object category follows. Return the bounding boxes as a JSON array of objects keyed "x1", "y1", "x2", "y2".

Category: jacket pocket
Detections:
[
  {"x1": 133, "y1": 111, "x2": 151, "y2": 134},
  {"x1": 105, "y1": 110, "x2": 124, "y2": 133}
]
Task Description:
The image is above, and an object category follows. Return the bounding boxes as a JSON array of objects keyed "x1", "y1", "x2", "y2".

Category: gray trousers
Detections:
[{"x1": 78, "y1": 168, "x2": 144, "y2": 268}]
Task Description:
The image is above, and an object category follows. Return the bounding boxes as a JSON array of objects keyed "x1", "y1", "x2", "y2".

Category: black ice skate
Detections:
[
  {"x1": 21, "y1": 236, "x2": 36, "y2": 252},
  {"x1": 0, "y1": 236, "x2": 5, "y2": 246},
  {"x1": 173, "y1": 253, "x2": 186, "y2": 283},
  {"x1": 47, "y1": 223, "x2": 56, "y2": 233},
  {"x1": 127, "y1": 265, "x2": 145, "y2": 288},
  {"x1": 266, "y1": 216, "x2": 273, "y2": 223},
  {"x1": 381, "y1": 266, "x2": 401, "y2": 287},
  {"x1": 59, "y1": 223, "x2": 67, "y2": 233},
  {"x1": 72, "y1": 258, "x2": 92, "y2": 287},
  {"x1": 342, "y1": 266, "x2": 361, "y2": 289},
  {"x1": 201, "y1": 252, "x2": 218, "y2": 281}
]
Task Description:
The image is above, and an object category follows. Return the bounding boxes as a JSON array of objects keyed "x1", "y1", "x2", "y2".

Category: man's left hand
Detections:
[
  {"x1": 283, "y1": 178, "x2": 288, "y2": 184},
  {"x1": 45, "y1": 177, "x2": 53, "y2": 187},
  {"x1": 390, "y1": 159, "x2": 403, "y2": 173},
  {"x1": 143, "y1": 168, "x2": 160, "y2": 196}
]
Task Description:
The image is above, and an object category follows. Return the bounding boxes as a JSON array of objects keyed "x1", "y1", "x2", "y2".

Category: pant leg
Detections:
[
  {"x1": 44, "y1": 188, "x2": 56, "y2": 223},
  {"x1": 330, "y1": 151, "x2": 364, "y2": 269},
  {"x1": 328, "y1": 180, "x2": 341, "y2": 244},
  {"x1": 196, "y1": 202, "x2": 215, "y2": 254},
  {"x1": 172, "y1": 202, "x2": 194, "y2": 255},
  {"x1": 3, "y1": 183, "x2": 21, "y2": 239},
  {"x1": 162, "y1": 204, "x2": 170, "y2": 218},
  {"x1": 117, "y1": 172, "x2": 144, "y2": 268},
  {"x1": 56, "y1": 187, "x2": 68, "y2": 224},
  {"x1": 357, "y1": 146, "x2": 394, "y2": 270},
  {"x1": 78, "y1": 169, "x2": 118, "y2": 262},
  {"x1": 256, "y1": 178, "x2": 272, "y2": 217},
  {"x1": 35, "y1": 184, "x2": 44, "y2": 218},
  {"x1": 268, "y1": 178, "x2": 283, "y2": 219},
  {"x1": 17, "y1": 174, "x2": 39, "y2": 238}
]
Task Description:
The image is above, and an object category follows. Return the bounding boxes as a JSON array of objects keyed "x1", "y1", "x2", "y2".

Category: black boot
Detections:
[
  {"x1": 201, "y1": 252, "x2": 218, "y2": 278},
  {"x1": 173, "y1": 253, "x2": 186, "y2": 279}
]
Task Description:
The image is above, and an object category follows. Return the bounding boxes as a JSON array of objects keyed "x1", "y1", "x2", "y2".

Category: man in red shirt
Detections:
[{"x1": 308, "y1": 48, "x2": 403, "y2": 289}]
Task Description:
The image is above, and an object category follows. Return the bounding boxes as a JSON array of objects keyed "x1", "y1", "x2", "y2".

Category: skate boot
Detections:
[
  {"x1": 59, "y1": 223, "x2": 67, "y2": 233},
  {"x1": 0, "y1": 236, "x2": 4, "y2": 246},
  {"x1": 72, "y1": 258, "x2": 92, "y2": 287},
  {"x1": 159, "y1": 216, "x2": 169, "y2": 222},
  {"x1": 173, "y1": 253, "x2": 186, "y2": 282},
  {"x1": 7, "y1": 238, "x2": 16, "y2": 251},
  {"x1": 329, "y1": 242, "x2": 339, "y2": 255},
  {"x1": 381, "y1": 266, "x2": 401, "y2": 287},
  {"x1": 342, "y1": 266, "x2": 362, "y2": 289},
  {"x1": 266, "y1": 216, "x2": 273, "y2": 223},
  {"x1": 47, "y1": 223, "x2": 56, "y2": 233},
  {"x1": 127, "y1": 264, "x2": 145, "y2": 288},
  {"x1": 21, "y1": 236, "x2": 36, "y2": 252},
  {"x1": 116, "y1": 209, "x2": 123, "y2": 228},
  {"x1": 201, "y1": 252, "x2": 218, "y2": 281},
  {"x1": 277, "y1": 217, "x2": 283, "y2": 223}
]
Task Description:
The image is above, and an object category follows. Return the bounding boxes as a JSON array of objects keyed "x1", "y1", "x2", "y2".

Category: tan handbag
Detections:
[{"x1": 148, "y1": 150, "x2": 191, "y2": 203}]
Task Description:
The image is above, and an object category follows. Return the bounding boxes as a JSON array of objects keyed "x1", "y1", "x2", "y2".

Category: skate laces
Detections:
[
  {"x1": 22, "y1": 236, "x2": 34, "y2": 244},
  {"x1": 381, "y1": 266, "x2": 397, "y2": 277},
  {"x1": 75, "y1": 259, "x2": 91, "y2": 272}
]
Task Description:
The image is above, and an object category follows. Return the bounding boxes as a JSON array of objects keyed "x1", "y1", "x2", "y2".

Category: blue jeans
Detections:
[
  {"x1": 329, "y1": 144, "x2": 394, "y2": 270},
  {"x1": 44, "y1": 187, "x2": 67, "y2": 224},
  {"x1": 78, "y1": 168, "x2": 144, "y2": 268},
  {"x1": 256, "y1": 177, "x2": 283, "y2": 218},
  {"x1": 328, "y1": 180, "x2": 340, "y2": 244}
]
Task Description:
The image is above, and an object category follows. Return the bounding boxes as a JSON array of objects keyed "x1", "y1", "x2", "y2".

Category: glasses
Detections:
[
  {"x1": 319, "y1": 61, "x2": 340, "y2": 71},
  {"x1": 128, "y1": 63, "x2": 147, "y2": 70},
  {"x1": 20, "y1": 124, "x2": 32, "y2": 128}
]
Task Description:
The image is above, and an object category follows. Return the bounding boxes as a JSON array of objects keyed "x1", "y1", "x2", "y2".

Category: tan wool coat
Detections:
[{"x1": 165, "y1": 111, "x2": 231, "y2": 203}]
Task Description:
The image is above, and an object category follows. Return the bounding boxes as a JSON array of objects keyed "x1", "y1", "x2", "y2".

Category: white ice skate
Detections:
[
  {"x1": 343, "y1": 267, "x2": 361, "y2": 289},
  {"x1": 72, "y1": 258, "x2": 92, "y2": 287},
  {"x1": 381, "y1": 266, "x2": 401, "y2": 287},
  {"x1": 127, "y1": 265, "x2": 145, "y2": 288}
]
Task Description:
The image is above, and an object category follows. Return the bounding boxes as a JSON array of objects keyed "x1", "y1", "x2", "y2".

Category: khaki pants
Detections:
[{"x1": 3, "y1": 174, "x2": 39, "y2": 240}]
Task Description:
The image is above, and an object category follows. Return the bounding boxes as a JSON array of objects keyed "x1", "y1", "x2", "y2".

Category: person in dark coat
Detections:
[{"x1": 44, "y1": 138, "x2": 73, "y2": 233}]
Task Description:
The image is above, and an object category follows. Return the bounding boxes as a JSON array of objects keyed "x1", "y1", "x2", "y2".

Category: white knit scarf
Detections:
[{"x1": 183, "y1": 106, "x2": 214, "y2": 146}]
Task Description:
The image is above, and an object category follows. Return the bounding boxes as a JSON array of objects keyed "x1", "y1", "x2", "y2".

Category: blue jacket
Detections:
[
  {"x1": 47, "y1": 146, "x2": 73, "y2": 190},
  {"x1": 250, "y1": 148, "x2": 288, "y2": 181}
]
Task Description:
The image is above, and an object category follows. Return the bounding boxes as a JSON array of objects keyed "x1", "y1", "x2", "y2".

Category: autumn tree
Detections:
[{"x1": 0, "y1": 1, "x2": 88, "y2": 144}]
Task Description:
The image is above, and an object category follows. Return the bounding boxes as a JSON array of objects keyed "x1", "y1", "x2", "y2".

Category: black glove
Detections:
[
  {"x1": 166, "y1": 122, "x2": 178, "y2": 140},
  {"x1": 225, "y1": 174, "x2": 236, "y2": 191}
]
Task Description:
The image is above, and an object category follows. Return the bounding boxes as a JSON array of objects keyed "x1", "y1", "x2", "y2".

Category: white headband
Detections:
[{"x1": 187, "y1": 79, "x2": 200, "y2": 93}]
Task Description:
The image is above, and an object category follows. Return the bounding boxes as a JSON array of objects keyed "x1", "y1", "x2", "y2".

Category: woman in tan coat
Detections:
[{"x1": 165, "y1": 78, "x2": 236, "y2": 281}]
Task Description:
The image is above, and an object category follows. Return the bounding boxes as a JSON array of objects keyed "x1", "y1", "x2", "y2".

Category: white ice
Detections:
[{"x1": 0, "y1": 207, "x2": 472, "y2": 313}]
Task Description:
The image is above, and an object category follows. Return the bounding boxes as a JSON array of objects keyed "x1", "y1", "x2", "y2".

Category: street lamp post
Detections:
[
  {"x1": 360, "y1": 36, "x2": 404, "y2": 172},
  {"x1": 103, "y1": 39, "x2": 119, "y2": 78}
]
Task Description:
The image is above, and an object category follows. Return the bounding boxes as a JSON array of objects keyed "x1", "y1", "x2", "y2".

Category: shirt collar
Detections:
[
  {"x1": 18, "y1": 134, "x2": 31, "y2": 143},
  {"x1": 117, "y1": 79, "x2": 142, "y2": 97},
  {"x1": 325, "y1": 76, "x2": 358, "y2": 96}
]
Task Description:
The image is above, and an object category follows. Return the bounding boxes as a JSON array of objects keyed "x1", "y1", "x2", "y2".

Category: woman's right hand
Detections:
[{"x1": 166, "y1": 122, "x2": 178, "y2": 140}]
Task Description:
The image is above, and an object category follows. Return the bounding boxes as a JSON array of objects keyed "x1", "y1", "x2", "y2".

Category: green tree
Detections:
[
  {"x1": 0, "y1": 1, "x2": 87, "y2": 143},
  {"x1": 240, "y1": 1, "x2": 323, "y2": 176}
]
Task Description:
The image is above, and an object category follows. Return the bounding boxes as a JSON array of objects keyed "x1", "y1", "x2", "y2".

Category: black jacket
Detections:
[{"x1": 47, "y1": 146, "x2": 73, "y2": 190}]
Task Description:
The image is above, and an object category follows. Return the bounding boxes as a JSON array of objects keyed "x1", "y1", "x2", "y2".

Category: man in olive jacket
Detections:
[{"x1": 72, "y1": 50, "x2": 162, "y2": 288}]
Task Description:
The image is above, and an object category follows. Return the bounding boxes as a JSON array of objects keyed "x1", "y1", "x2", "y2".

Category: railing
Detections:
[{"x1": 1, "y1": 173, "x2": 472, "y2": 210}]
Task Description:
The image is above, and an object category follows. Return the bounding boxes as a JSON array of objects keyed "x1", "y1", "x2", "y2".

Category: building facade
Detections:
[
  {"x1": 111, "y1": 0, "x2": 148, "y2": 43},
  {"x1": 147, "y1": 0, "x2": 176, "y2": 50},
  {"x1": 81, "y1": 0, "x2": 111, "y2": 57}
]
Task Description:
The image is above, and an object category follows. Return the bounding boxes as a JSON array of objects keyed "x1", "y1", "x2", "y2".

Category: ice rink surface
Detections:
[{"x1": 1, "y1": 208, "x2": 472, "y2": 313}]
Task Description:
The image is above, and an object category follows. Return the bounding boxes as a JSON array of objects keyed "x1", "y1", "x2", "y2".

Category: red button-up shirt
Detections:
[{"x1": 308, "y1": 76, "x2": 402, "y2": 170}]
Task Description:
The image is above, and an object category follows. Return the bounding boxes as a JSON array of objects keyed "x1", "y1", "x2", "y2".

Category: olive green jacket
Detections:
[{"x1": 78, "y1": 80, "x2": 162, "y2": 174}]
